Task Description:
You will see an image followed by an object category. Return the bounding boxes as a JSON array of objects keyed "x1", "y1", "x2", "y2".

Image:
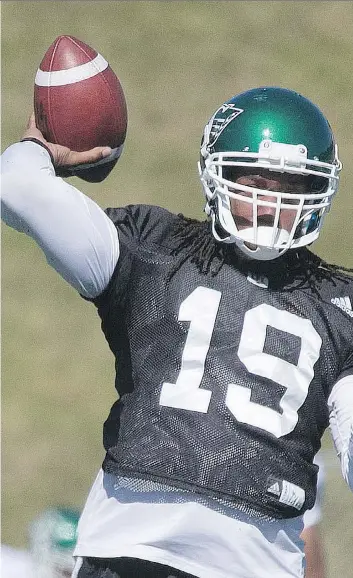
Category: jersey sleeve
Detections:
[
  {"x1": 1, "y1": 141, "x2": 119, "y2": 298},
  {"x1": 93, "y1": 204, "x2": 178, "y2": 305},
  {"x1": 105, "y1": 204, "x2": 177, "y2": 247},
  {"x1": 337, "y1": 349, "x2": 353, "y2": 382}
]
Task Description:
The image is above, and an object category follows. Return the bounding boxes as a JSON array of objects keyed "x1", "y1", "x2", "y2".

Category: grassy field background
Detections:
[{"x1": 2, "y1": 1, "x2": 353, "y2": 575}]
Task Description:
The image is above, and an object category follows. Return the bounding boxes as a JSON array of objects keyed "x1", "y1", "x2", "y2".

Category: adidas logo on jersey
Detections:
[
  {"x1": 267, "y1": 476, "x2": 305, "y2": 510},
  {"x1": 267, "y1": 481, "x2": 281, "y2": 497},
  {"x1": 331, "y1": 296, "x2": 353, "y2": 317}
]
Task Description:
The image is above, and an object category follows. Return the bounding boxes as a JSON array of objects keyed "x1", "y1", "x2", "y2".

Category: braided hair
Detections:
[{"x1": 168, "y1": 215, "x2": 353, "y2": 293}]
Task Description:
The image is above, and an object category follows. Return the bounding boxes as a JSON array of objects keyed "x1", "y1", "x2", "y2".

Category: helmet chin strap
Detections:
[{"x1": 234, "y1": 227, "x2": 290, "y2": 261}]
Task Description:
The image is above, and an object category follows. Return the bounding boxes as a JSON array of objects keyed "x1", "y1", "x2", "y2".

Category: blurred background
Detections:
[{"x1": 1, "y1": 2, "x2": 353, "y2": 575}]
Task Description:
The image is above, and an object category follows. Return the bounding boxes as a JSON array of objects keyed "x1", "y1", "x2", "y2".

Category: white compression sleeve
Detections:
[
  {"x1": 1, "y1": 142, "x2": 119, "y2": 298},
  {"x1": 328, "y1": 375, "x2": 353, "y2": 491},
  {"x1": 1, "y1": 140, "x2": 55, "y2": 176}
]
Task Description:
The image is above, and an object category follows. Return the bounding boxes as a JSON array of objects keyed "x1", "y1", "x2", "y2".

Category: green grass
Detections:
[{"x1": 2, "y1": 2, "x2": 353, "y2": 576}]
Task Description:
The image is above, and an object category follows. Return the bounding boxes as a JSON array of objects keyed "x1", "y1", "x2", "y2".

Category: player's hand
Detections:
[{"x1": 21, "y1": 113, "x2": 112, "y2": 168}]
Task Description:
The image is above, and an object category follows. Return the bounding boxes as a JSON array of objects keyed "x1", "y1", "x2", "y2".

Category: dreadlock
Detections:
[
  {"x1": 168, "y1": 216, "x2": 224, "y2": 280},
  {"x1": 168, "y1": 215, "x2": 353, "y2": 294}
]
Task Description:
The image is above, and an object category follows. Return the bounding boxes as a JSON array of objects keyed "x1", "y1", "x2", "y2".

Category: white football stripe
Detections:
[{"x1": 35, "y1": 53, "x2": 109, "y2": 87}]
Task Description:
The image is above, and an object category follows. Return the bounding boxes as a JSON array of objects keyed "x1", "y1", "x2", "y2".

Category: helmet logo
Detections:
[{"x1": 207, "y1": 103, "x2": 244, "y2": 147}]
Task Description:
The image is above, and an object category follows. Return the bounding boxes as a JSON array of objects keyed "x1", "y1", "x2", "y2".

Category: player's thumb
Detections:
[
  {"x1": 69, "y1": 146, "x2": 112, "y2": 166},
  {"x1": 27, "y1": 112, "x2": 37, "y2": 130},
  {"x1": 21, "y1": 112, "x2": 47, "y2": 142}
]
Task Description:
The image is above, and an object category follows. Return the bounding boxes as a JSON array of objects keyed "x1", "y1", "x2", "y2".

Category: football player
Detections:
[
  {"x1": 1, "y1": 506, "x2": 80, "y2": 577},
  {"x1": 2, "y1": 87, "x2": 353, "y2": 578}
]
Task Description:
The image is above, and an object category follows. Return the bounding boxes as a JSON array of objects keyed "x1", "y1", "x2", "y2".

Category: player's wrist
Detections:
[{"x1": 20, "y1": 137, "x2": 55, "y2": 166}]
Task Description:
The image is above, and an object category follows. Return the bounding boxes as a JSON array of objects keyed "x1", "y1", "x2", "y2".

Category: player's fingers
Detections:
[
  {"x1": 68, "y1": 146, "x2": 112, "y2": 166},
  {"x1": 26, "y1": 112, "x2": 37, "y2": 130}
]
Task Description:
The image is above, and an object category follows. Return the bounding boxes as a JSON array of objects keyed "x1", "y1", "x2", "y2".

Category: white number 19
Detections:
[{"x1": 159, "y1": 286, "x2": 322, "y2": 438}]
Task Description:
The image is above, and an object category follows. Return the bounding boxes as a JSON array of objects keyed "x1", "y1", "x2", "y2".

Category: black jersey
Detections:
[{"x1": 93, "y1": 204, "x2": 353, "y2": 519}]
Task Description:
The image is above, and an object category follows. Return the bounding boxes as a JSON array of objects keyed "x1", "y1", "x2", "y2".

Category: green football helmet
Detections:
[
  {"x1": 199, "y1": 87, "x2": 341, "y2": 260},
  {"x1": 29, "y1": 506, "x2": 80, "y2": 577}
]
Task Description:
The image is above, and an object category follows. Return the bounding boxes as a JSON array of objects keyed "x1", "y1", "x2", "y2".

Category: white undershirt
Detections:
[
  {"x1": 302, "y1": 453, "x2": 325, "y2": 529},
  {"x1": 2, "y1": 142, "x2": 353, "y2": 578},
  {"x1": 73, "y1": 469, "x2": 305, "y2": 578}
]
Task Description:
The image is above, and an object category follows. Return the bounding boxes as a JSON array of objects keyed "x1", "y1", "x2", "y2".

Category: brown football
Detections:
[{"x1": 34, "y1": 35, "x2": 127, "y2": 181}]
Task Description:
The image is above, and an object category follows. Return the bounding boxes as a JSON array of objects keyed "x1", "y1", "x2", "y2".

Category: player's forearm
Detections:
[
  {"x1": 1, "y1": 141, "x2": 119, "y2": 298},
  {"x1": 301, "y1": 526, "x2": 326, "y2": 578},
  {"x1": 348, "y1": 423, "x2": 353, "y2": 488},
  {"x1": 328, "y1": 375, "x2": 353, "y2": 490}
]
